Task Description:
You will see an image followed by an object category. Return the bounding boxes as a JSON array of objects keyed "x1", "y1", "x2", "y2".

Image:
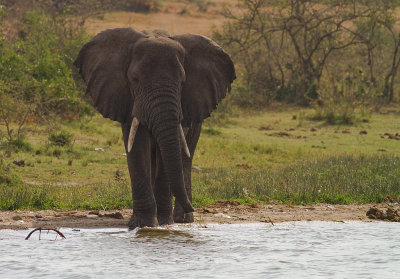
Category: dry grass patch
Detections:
[{"x1": 84, "y1": 0, "x2": 235, "y2": 35}]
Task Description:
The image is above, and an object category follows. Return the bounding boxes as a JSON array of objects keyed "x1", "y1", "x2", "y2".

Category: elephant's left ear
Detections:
[{"x1": 173, "y1": 34, "x2": 236, "y2": 125}]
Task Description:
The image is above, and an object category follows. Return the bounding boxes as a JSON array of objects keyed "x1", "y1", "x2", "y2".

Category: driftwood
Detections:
[
  {"x1": 25, "y1": 228, "x2": 66, "y2": 240},
  {"x1": 268, "y1": 216, "x2": 275, "y2": 226}
]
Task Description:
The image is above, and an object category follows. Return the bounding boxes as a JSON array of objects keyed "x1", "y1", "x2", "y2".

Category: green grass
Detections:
[
  {"x1": 192, "y1": 154, "x2": 400, "y2": 206},
  {"x1": 0, "y1": 180, "x2": 132, "y2": 210},
  {"x1": 1, "y1": 106, "x2": 400, "y2": 210}
]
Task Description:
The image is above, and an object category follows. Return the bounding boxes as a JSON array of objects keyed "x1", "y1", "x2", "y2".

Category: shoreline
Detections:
[{"x1": 1, "y1": 203, "x2": 398, "y2": 230}]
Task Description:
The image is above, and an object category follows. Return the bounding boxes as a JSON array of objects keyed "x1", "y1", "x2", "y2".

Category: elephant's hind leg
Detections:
[{"x1": 174, "y1": 122, "x2": 202, "y2": 223}]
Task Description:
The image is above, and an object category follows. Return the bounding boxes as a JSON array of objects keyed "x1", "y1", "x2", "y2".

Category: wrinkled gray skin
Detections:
[{"x1": 74, "y1": 28, "x2": 235, "y2": 229}]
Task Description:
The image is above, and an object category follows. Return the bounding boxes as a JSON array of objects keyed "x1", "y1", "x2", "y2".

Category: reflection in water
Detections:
[
  {"x1": 0, "y1": 222, "x2": 399, "y2": 279},
  {"x1": 134, "y1": 227, "x2": 200, "y2": 245},
  {"x1": 135, "y1": 227, "x2": 194, "y2": 239}
]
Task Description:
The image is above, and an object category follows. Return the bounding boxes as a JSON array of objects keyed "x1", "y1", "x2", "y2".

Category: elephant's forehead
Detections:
[{"x1": 134, "y1": 37, "x2": 185, "y2": 58}]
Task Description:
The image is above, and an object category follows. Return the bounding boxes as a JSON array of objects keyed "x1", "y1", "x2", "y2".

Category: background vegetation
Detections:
[
  {"x1": 214, "y1": 0, "x2": 400, "y2": 122},
  {"x1": 0, "y1": 0, "x2": 399, "y2": 210}
]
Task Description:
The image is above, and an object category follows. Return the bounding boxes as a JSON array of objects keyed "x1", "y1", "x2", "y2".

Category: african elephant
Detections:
[{"x1": 74, "y1": 28, "x2": 235, "y2": 229}]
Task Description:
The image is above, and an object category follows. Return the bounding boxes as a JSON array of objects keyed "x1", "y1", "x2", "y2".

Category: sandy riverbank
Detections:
[{"x1": 1, "y1": 202, "x2": 398, "y2": 230}]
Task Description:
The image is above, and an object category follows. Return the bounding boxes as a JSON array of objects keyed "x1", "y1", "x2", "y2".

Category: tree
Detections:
[
  {"x1": 0, "y1": 5, "x2": 93, "y2": 148},
  {"x1": 351, "y1": 1, "x2": 400, "y2": 103},
  {"x1": 214, "y1": 0, "x2": 400, "y2": 105}
]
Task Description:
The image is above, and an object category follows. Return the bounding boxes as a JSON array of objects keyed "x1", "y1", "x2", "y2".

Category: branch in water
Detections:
[{"x1": 25, "y1": 228, "x2": 66, "y2": 240}]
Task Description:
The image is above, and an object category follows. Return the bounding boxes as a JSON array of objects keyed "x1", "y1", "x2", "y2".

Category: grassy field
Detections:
[{"x1": 1, "y1": 106, "x2": 400, "y2": 210}]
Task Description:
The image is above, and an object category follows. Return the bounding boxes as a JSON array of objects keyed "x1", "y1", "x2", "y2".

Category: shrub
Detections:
[
  {"x1": 0, "y1": 159, "x2": 22, "y2": 186},
  {"x1": 109, "y1": 0, "x2": 162, "y2": 12},
  {"x1": 48, "y1": 130, "x2": 73, "y2": 147},
  {"x1": 0, "y1": 8, "x2": 93, "y2": 123},
  {"x1": 0, "y1": 6, "x2": 94, "y2": 154},
  {"x1": 9, "y1": 139, "x2": 33, "y2": 152},
  {"x1": 308, "y1": 71, "x2": 376, "y2": 125}
]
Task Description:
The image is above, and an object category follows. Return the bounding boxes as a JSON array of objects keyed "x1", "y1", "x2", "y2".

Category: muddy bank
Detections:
[{"x1": 1, "y1": 203, "x2": 398, "y2": 230}]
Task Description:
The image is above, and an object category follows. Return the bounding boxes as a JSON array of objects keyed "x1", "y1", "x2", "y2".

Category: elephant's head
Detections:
[{"x1": 74, "y1": 28, "x2": 235, "y2": 213}]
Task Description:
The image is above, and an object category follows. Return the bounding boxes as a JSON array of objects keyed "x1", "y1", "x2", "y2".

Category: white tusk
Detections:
[
  {"x1": 179, "y1": 124, "x2": 190, "y2": 158},
  {"x1": 127, "y1": 117, "x2": 140, "y2": 153}
]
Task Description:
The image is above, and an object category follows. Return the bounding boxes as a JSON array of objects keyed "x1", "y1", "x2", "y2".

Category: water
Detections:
[{"x1": 1, "y1": 222, "x2": 399, "y2": 279}]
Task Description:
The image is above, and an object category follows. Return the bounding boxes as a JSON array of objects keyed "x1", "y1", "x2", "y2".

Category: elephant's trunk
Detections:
[
  {"x1": 154, "y1": 122, "x2": 194, "y2": 213},
  {"x1": 133, "y1": 88, "x2": 194, "y2": 213}
]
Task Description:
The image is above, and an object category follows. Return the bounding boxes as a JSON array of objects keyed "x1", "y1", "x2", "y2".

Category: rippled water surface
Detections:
[{"x1": 1, "y1": 222, "x2": 399, "y2": 278}]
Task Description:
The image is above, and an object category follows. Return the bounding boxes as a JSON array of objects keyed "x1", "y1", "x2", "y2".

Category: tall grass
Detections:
[
  {"x1": 2, "y1": 154, "x2": 396, "y2": 210},
  {"x1": 0, "y1": 181, "x2": 132, "y2": 210},
  {"x1": 192, "y1": 154, "x2": 400, "y2": 206}
]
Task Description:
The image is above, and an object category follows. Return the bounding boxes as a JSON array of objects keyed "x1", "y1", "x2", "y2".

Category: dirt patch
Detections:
[
  {"x1": 267, "y1": 132, "x2": 306, "y2": 139},
  {"x1": 383, "y1": 133, "x2": 400, "y2": 140},
  {"x1": 236, "y1": 163, "x2": 252, "y2": 169},
  {"x1": 258, "y1": 125, "x2": 273, "y2": 131},
  {"x1": 268, "y1": 132, "x2": 291, "y2": 137},
  {"x1": 366, "y1": 207, "x2": 400, "y2": 222},
  {"x1": 1, "y1": 203, "x2": 398, "y2": 230},
  {"x1": 311, "y1": 145, "x2": 326, "y2": 149},
  {"x1": 384, "y1": 195, "x2": 398, "y2": 203}
]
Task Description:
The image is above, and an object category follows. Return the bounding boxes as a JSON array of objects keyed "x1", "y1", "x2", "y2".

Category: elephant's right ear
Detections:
[{"x1": 74, "y1": 28, "x2": 146, "y2": 123}]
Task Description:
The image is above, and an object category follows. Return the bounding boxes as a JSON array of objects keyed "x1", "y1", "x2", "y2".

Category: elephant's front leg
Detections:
[
  {"x1": 174, "y1": 123, "x2": 202, "y2": 223},
  {"x1": 122, "y1": 122, "x2": 158, "y2": 229},
  {"x1": 154, "y1": 147, "x2": 174, "y2": 225}
]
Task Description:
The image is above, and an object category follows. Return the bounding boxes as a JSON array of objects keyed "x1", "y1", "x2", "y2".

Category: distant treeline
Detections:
[{"x1": 214, "y1": 0, "x2": 400, "y2": 111}]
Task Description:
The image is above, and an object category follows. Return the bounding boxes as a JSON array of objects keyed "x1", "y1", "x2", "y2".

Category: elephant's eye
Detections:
[{"x1": 130, "y1": 74, "x2": 139, "y2": 85}]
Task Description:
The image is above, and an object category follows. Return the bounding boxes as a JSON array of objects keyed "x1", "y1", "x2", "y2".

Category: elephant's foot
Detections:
[
  {"x1": 173, "y1": 212, "x2": 194, "y2": 223},
  {"x1": 173, "y1": 203, "x2": 194, "y2": 223},
  {"x1": 157, "y1": 214, "x2": 174, "y2": 226},
  {"x1": 128, "y1": 214, "x2": 159, "y2": 230}
]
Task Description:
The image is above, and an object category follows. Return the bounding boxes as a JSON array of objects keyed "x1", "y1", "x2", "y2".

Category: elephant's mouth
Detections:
[{"x1": 127, "y1": 116, "x2": 190, "y2": 158}]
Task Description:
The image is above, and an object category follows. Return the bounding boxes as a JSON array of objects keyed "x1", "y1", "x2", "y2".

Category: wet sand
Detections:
[{"x1": 1, "y1": 202, "x2": 398, "y2": 230}]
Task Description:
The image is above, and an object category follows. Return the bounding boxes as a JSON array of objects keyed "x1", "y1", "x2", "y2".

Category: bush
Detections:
[
  {"x1": 0, "y1": 6, "x2": 94, "y2": 153},
  {"x1": 308, "y1": 71, "x2": 377, "y2": 125},
  {"x1": 0, "y1": 159, "x2": 22, "y2": 186},
  {"x1": 109, "y1": 0, "x2": 162, "y2": 12},
  {"x1": 9, "y1": 139, "x2": 33, "y2": 152},
  {"x1": 0, "y1": 8, "x2": 93, "y2": 123},
  {"x1": 48, "y1": 130, "x2": 73, "y2": 147}
]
